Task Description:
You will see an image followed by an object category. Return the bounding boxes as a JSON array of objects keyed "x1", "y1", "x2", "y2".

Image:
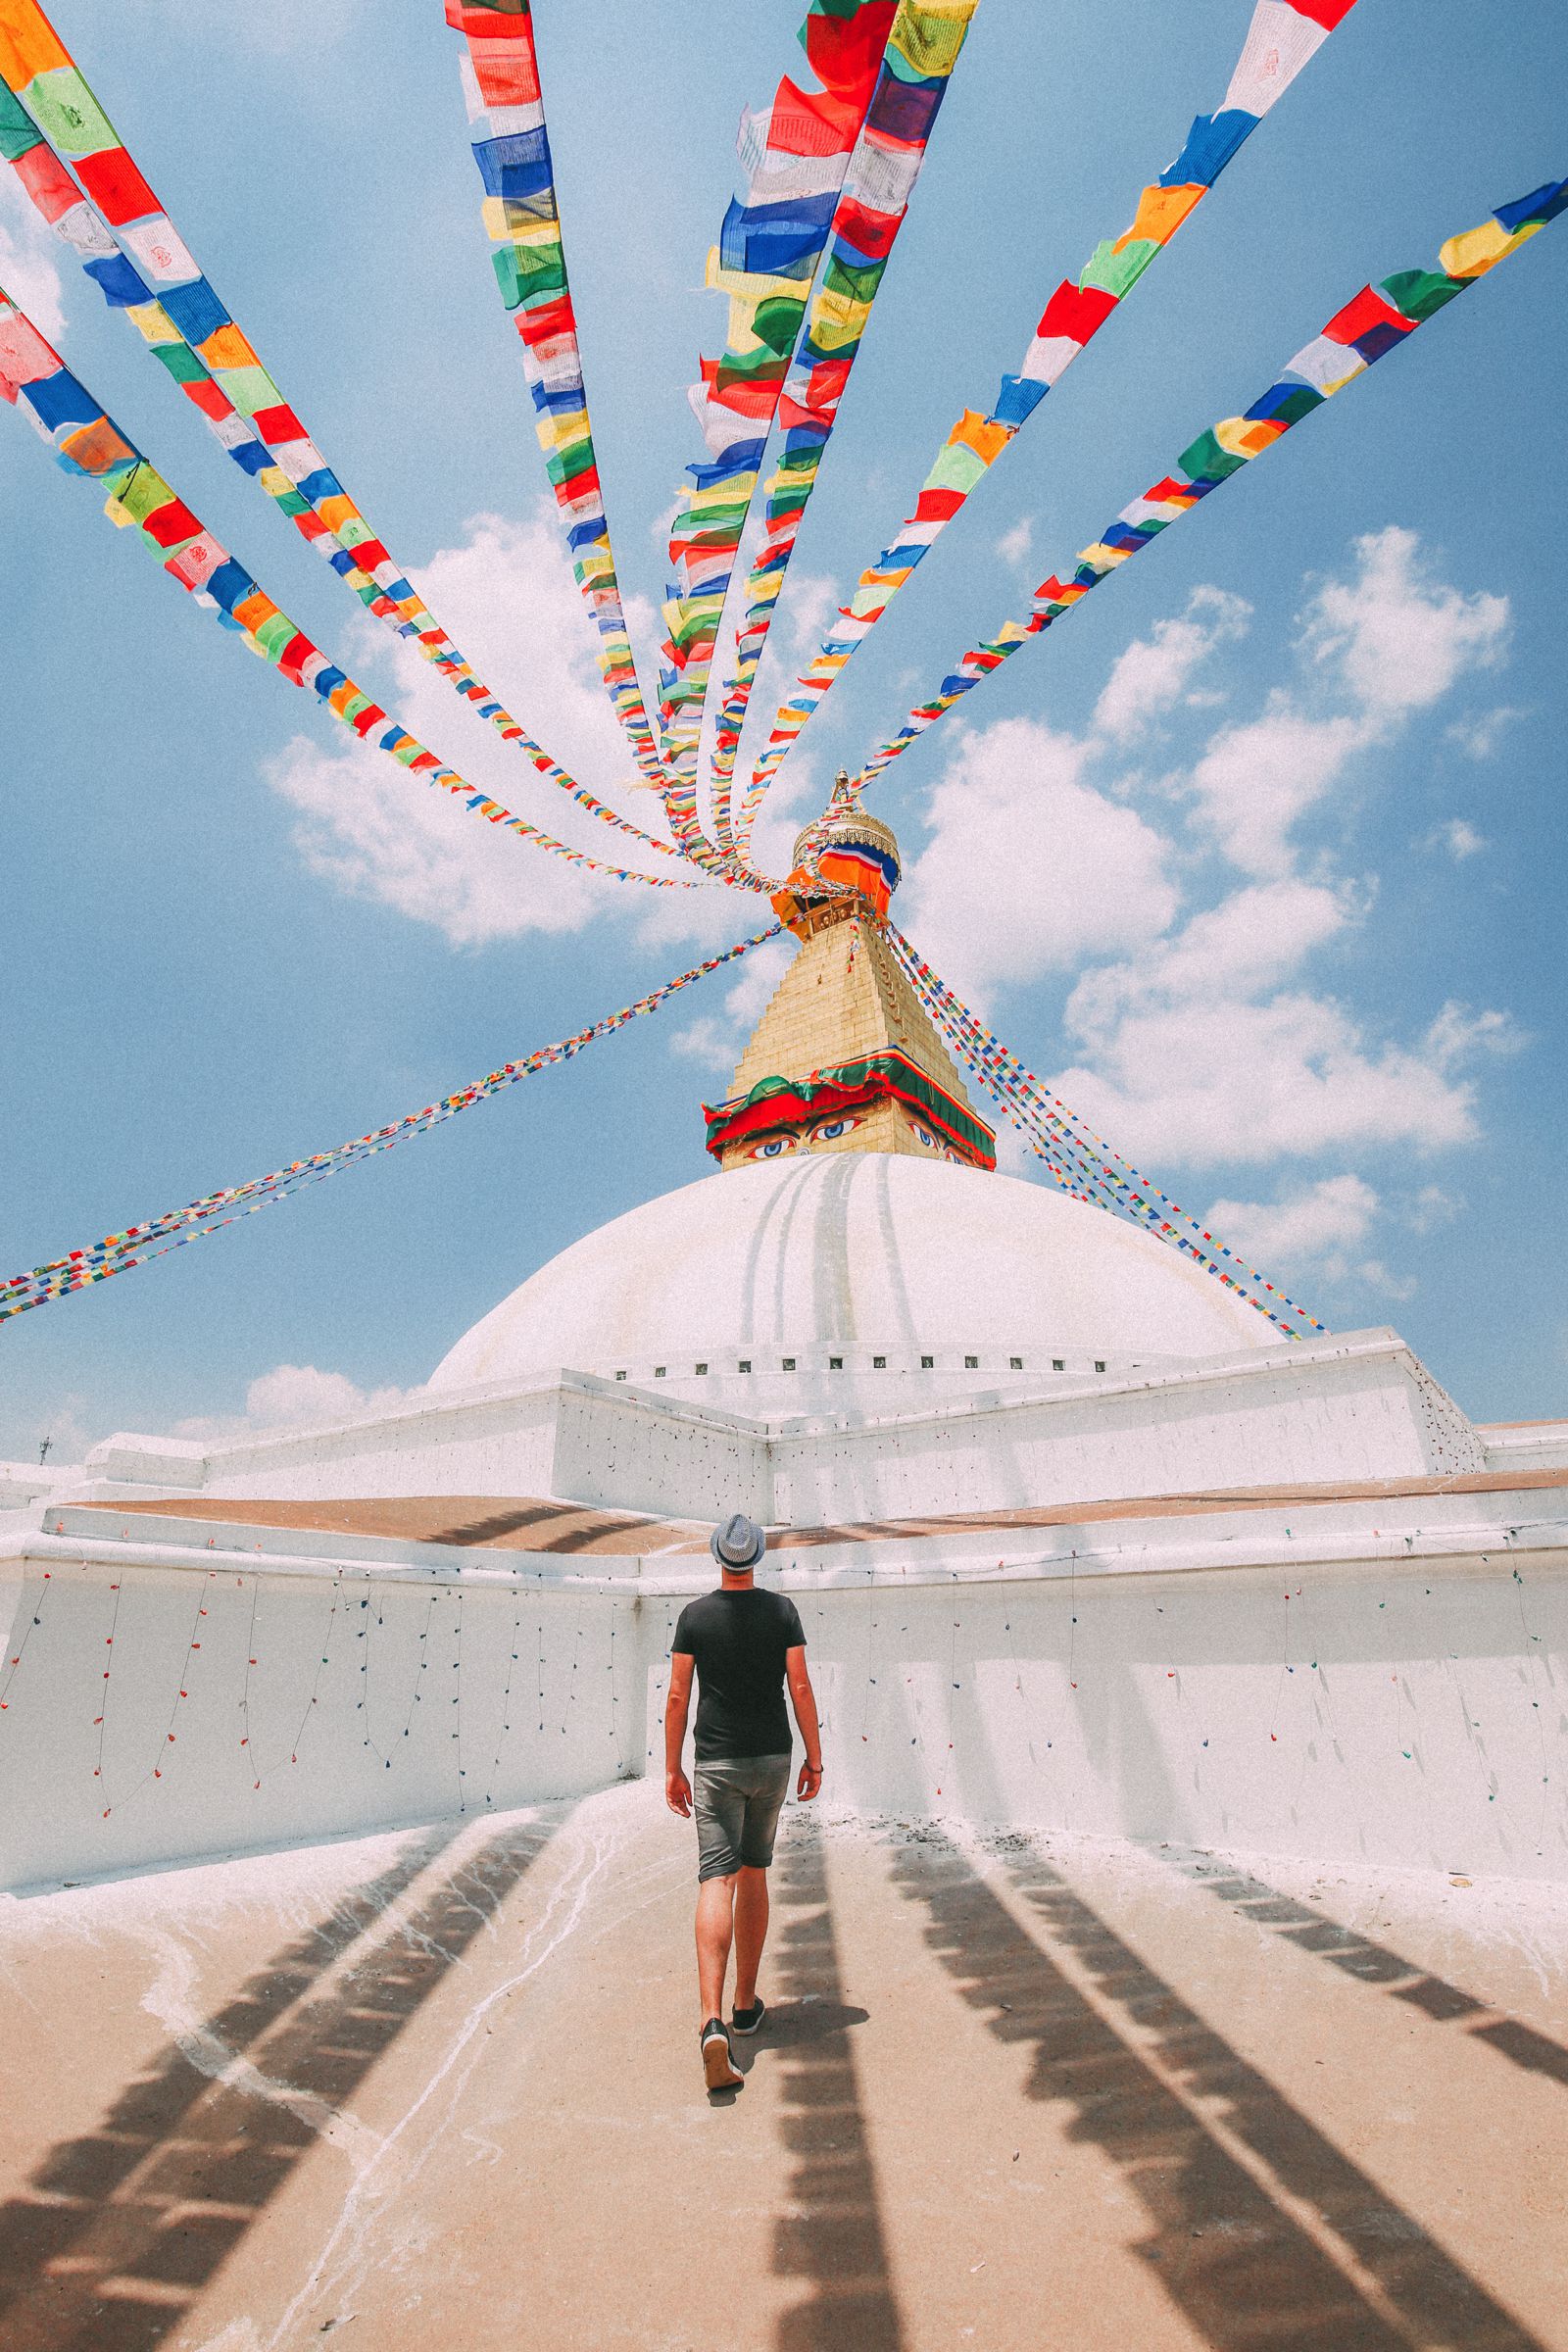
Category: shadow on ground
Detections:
[
  {"x1": 0, "y1": 1814, "x2": 563, "y2": 2352},
  {"x1": 890, "y1": 1828, "x2": 1544, "y2": 2352},
  {"x1": 1167, "y1": 1852, "x2": 1568, "y2": 2089},
  {"x1": 770, "y1": 1819, "x2": 904, "y2": 2351}
]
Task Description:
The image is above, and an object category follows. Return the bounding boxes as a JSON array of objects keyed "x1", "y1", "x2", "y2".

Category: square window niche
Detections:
[
  {"x1": 829, "y1": 1356, "x2": 843, "y2": 1370},
  {"x1": 1094, "y1": 1360, "x2": 1106, "y2": 1373},
  {"x1": 964, "y1": 1354, "x2": 978, "y2": 1369},
  {"x1": 695, "y1": 1362, "x2": 709, "y2": 1375},
  {"x1": 738, "y1": 1359, "x2": 752, "y2": 1373},
  {"x1": 1052, "y1": 1358, "x2": 1064, "y2": 1371},
  {"x1": 782, "y1": 1357, "x2": 796, "y2": 1371},
  {"x1": 1009, "y1": 1356, "x2": 1023, "y2": 1370},
  {"x1": 614, "y1": 1370, "x2": 627, "y2": 1381},
  {"x1": 872, "y1": 1354, "x2": 887, "y2": 1369},
  {"x1": 655, "y1": 1367, "x2": 666, "y2": 1379},
  {"x1": 920, "y1": 1354, "x2": 934, "y2": 1369}
]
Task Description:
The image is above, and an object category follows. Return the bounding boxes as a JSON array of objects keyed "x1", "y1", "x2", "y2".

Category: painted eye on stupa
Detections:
[
  {"x1": 809, "y1": 1115, "x2": 859, "y2": 1144},
  {"x1": 912, "y1": 1124, "x2": 940, "y2": 1150},
  {"x1": 750, "y1": 1136, "x2": 795, "y2": 1160}
]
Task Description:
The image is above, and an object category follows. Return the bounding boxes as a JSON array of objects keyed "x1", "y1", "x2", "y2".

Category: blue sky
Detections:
[{"x1": 1, "y1": 0, "x2": 1564, "y2": 1460}]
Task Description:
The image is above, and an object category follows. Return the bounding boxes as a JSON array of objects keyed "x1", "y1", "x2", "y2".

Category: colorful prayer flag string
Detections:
[
  {"x1": 708, "y1": 0, "x2": 979, "y2": 853},
  {"x1": 0, "y1": 926, "x2": 784, "y2": 1324},
  {"x1": 443, "y1": 0, "x2": 666, "y2": 791},
  {"x1": 0, "y1": 0, "x2": 683, "y2": 867},
  {"x1": 659, "y1": 0, "x2": 899, "y2": 848},
  {"x1": 733, "y1": 0, "x2": 1358, "y2": 844},
  {"x1": 856, "y1": 171, "x2": 1568, "y2": 788},
  {"x1": 883, "y1": 921, "x2": 1325, "y2": 1337},
  {"x1": 0, "y1": 290, "x2": 703, "y2": 891}
]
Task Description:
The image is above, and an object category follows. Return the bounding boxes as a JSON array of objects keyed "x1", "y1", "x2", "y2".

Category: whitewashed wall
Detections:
[
  {"x1": 64, "y1": 1333, "x2": 1484, "y2": 1529},
  {"x1": 778, "y1": 1552, "x2": 1567, "y2": 1883},
  {"x1": 2, "y1": 1503, "x2": 1563, "y2": 1890},
  {"x1": 0, "y1": 1540, "x2": 643, "y2": 1890}
]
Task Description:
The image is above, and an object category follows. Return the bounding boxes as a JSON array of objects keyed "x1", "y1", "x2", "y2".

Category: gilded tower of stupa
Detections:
[{"x1": 702, "y1": 779, "x2": 996, "y2": 1172}]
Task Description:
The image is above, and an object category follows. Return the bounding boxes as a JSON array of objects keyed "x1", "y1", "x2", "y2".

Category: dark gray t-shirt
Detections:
[{"x1": 671, "y1": 1587, "x2": 806, "y2": 1762}]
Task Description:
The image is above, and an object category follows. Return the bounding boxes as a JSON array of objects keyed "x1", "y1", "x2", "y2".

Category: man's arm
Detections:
[
  {"x1": 664, "y1": 1652, "x2": 695, "y2": 1816},
  {"x1": 786, "y1": 1645, "x2": 822, "y2": 1801}
]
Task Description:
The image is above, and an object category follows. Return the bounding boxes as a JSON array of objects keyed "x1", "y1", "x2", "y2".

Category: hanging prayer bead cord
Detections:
[
  {"x1": 883, "y1": 921, "x2": 1325, "y2": 1337},
  {"x1": 443, "y1": 0, "x2": 665, "y2": 789},
  {"x1": 0, "y1": 0, "x2": 683, "y2": 866},
  {"x1": 0, "y1": 291, "x2": 710, "y2": 893},
  {"x1": 732, "y1": 0, "x2": 1359, "y2": 847},
  {"x1": 0, "y1": 926, "x2": 784, "y2": 1324},
  {"x1": 852, "y1": 172, "x2": 1568, "y2": 791},
  {"x1": 706, "y1": 0, "x2": 979, "y2": 855}
]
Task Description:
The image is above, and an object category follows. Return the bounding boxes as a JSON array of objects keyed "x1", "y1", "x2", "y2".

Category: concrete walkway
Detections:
[{"x1": 0, "y1": 1785, "x2": 1564, "y2": 2351}]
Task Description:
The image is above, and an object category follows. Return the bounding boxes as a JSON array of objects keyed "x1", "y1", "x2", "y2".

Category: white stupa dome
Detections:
[{"x1": 429, "y1": 1152, "x2": 1277, "y2": 1399}]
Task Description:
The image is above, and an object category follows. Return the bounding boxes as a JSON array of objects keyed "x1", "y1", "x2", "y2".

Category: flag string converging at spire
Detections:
[
  {"x1": 0, "y1": 928, "x2": 784, "y2": 1324},
  {"x1": 851, "y1": 172, "x2": 1568, "y2": 791},
  {"x1": 0, "y1": 290, "x2": 710, "y2": 891},
  {"x1": 0, "y1": 7, "x2": 1556, "y2": 1336},
  {"x1": 705, "y1": 0, "x2": 981, "y2": 848},
  {"x1": 731, "y1": 0, "x2": 1359, "y2": 845},
  {"x1": 883, "y1": 924, "x2": 1325, "y2": 1338},
  {"x1": 655, "y1": 0, "x2": 909, "y2": 883},
  {"x1": 443, "y1": 0, "x2": 667, "y2": 790},
  {"x1": 0, "y1": 0, "x2": 685, "y2": 865}
]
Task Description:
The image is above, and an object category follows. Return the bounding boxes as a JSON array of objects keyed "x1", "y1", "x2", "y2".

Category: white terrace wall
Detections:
[
  {"x1": 79, "y1": 1376, "x2": 769, "y2": 1526},
  {"x1": 68, "y1": 1333, "x2": 1480, "y2": 1532},
  {"x1": 773, "y1": 1544, "x2": 1567, "y2": 1885},
  {"x1": 0, "y1": 1527, "x2": 644, "y2": 1891},
  {"x1": 767, "y1": 1338, "x2": 1483, "y2": 1524},
  {"x1": 3, "y1": 1495, "x2": 1564, "y2": 1890}
]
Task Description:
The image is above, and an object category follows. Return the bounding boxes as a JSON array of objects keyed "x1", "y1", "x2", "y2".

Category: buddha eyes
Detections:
[
  {"x1": 750, "y1": 1115, "x2": 860, "y2": 1157},
  {"x1": 913, "y1": 1124, "x2": 939, "y2": 1149}
]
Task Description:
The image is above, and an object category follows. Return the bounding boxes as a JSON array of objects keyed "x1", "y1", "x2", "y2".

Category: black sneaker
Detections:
[
  {"x1": 731, "y1": 1997, "x2": 766, "y2": 2036},
  {"x1": 701, "y1": 2016, "x2": 742, "y2": 2090}
]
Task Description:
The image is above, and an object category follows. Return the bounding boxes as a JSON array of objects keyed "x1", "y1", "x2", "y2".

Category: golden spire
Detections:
[{"x1": 701, "y1": 780, "x2": 995, "y2": 1172}]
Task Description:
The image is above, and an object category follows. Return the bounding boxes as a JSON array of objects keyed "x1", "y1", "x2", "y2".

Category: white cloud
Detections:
[
  {"x1": 1306, "y1": 525, "x2": 1508, "y2": 716},
  {"x1": 1201, "y1": 1175, "x2": 1417, "y2": 1298},
  {"x1": 172, "y1": 1363, "x2": 424, "y2": 1446},
  {"x1": 666, "y1": 935, "x2": 792, "y2": 1073},
  {"x1": 19, "y1": 1395, "x2": 94, "y2": 1469},
  {"x1": 1187, "y1": 700, "x2": 1368, "y2": 877},
  {"x1": 1446, "y1": 706, "x2": 1522, "y2": 760},
  {"x1": 996, "y1": 517, "x2": 1033, "y2": 566},
  {"x1": 1422, "y1": 1000, "x2": 1524, "y2": 1073},
  {"x1": 0, "y1": 170, "x2": 66, "y2": 340},
  {"x1": 1067, "y1": 880, "x2": 1357, "y2": 1037},
  {"x1": 666, "y1": 1015, "x2": 736, "y2": 1073},
  {"x1": 899, "y1": 717, "x2": 1179, "y2": 1006},
  {"x1": 1092, "y1": 586, "x2": 1250, "y2": 742},
  {"x1": 870, "y1": 531, "x2": 1525, "y2": 1207},
  {"x1": 1054, "y1": 988, "x2": 1494, "y2": 1166},
  {"x1": 1420, "y1": 816, "x2": 1488, "y2": 861},
  {"x1": 1204, "y1": 1173, "x2": 1377, "y2": 1268},
  {"x1": 265, "y1": 507, "x2": 736, "y2": 949},
  {"x1": 1181, "y1": 532, "x2": 1510, "y2": 878},
  {"x1": 1401, "y1": 1183, "x2": 1462, "y2": 1235}
]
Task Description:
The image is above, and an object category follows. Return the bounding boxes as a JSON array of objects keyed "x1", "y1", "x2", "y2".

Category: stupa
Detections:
[{"x1": 2, "y1": 793, "x2": 1564, "y2": 1892}]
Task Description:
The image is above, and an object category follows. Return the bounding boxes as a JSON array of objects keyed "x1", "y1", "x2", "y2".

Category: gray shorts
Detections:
[{"x1": 693, "y1": 1753, "x2": 792, "y2": 1882}]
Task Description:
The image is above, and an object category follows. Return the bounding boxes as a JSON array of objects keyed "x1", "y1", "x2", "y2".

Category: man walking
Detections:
[{"x1": 664, "y1": 1512, "x2": 823, "y2": 2091}]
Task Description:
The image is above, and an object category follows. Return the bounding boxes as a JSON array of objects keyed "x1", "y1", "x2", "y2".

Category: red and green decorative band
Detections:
[{"x1": 703, "y1": 1050, "x2": 996, "y2": 1167}]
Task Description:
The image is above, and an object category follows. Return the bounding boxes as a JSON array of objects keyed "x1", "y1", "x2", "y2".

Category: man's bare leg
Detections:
[
  {"x1": 732, "y1": 1865, "x2": 768, "y2": 2011},
  {"x1": 696, "y1": 1873, "x2": 737, "y2": 2024}
]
